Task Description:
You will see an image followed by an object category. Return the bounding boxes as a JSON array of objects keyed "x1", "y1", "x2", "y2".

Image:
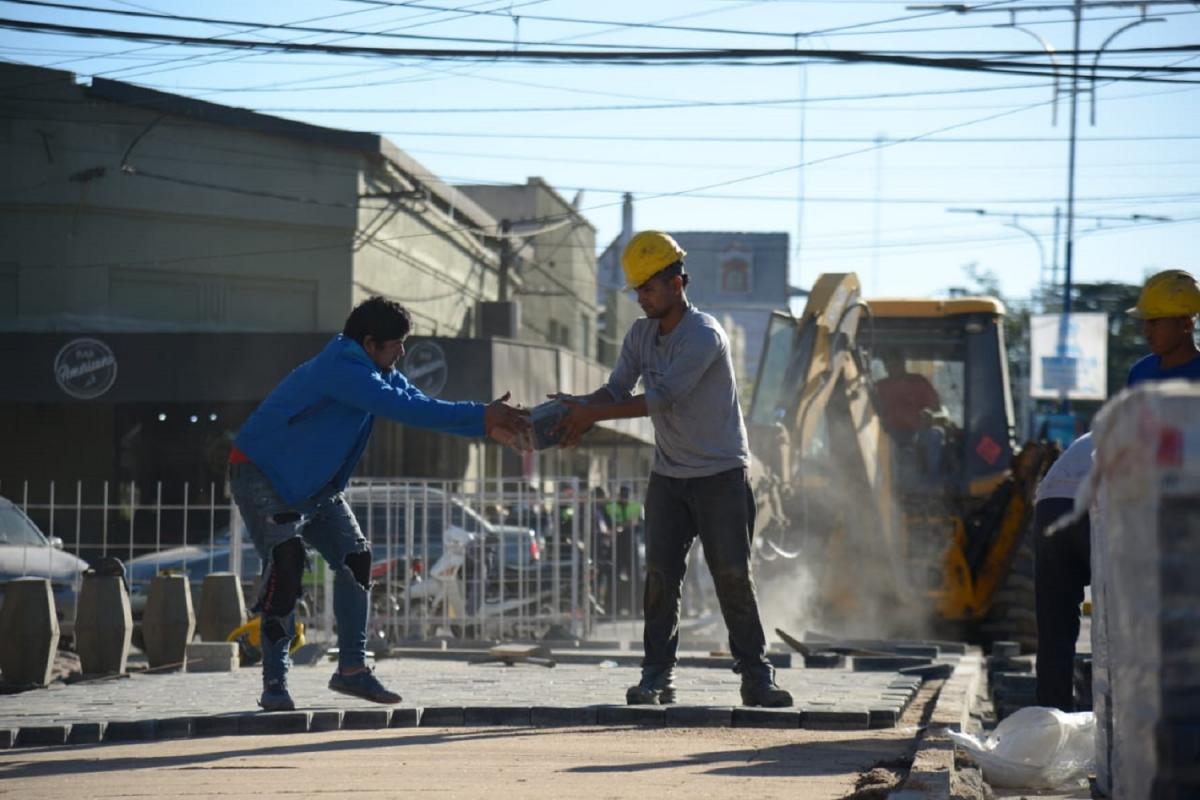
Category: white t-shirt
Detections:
[{"x1": 1035, "y1": 432, "x2": 1095, "y2": 503}]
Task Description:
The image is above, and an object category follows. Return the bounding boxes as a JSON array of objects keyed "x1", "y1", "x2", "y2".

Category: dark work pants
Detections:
[
  {"x1": 642, "y1": 468, "x2": 771, "y2": 676},
  {"x1": 1034, "y1": 497, "x2": 1091, "y2": 711}
]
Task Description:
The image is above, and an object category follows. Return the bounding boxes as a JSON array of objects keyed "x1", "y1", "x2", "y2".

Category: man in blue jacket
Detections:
[{"x1": 230, "y1": 297, "x2": 528, "y2": 711}]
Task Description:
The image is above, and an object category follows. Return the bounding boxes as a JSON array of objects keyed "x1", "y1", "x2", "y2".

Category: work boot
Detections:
[
  {"x1": 625, "y1": 665, "x2": 677, "y2": 705},
  {"x1": 739, "y1": 666, "x2": 793, "y2": 708},
  {"x1": 259, "y1": 677, "x2": 296, "y2": 712},
  {"x1": 328, "y1": 667, "x2": 402, "y2": 704}
]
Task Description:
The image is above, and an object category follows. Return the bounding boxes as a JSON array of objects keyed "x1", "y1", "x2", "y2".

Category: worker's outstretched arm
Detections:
[{"x1": 554, "y1": 395, "x2": 649, "y2": 447}]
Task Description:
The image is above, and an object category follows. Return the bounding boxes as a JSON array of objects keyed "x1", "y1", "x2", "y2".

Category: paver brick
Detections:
[
  {"x1": 193, "y1": 714, "x2": 241, "y2": 738},
  {"x1": 342, "y1": 708, "x2": 392, "y2": 729},
  {"x1": 155, "y1": 716, "x2": 194, "y2": 739},
  {"x1": 597, "y1": 705, "x2": 665, "y2": 727},
  {"x1": 105, "y1": 719, "x2": 159, "y2": 741},
  {"x1": 732, "y1": 708, "x2": 801, "y2": 729},
  {"x1": 664, "y1": 705, "x2": 731, "y2": 728},
  {"x1": 419, "y1": 706, "x2": 465, "y2": 726},
  {"x1": 67, "y1": 721, "x2": 105, "y2": 744},
  {"x1": 237, "y1": 711, "x2": 310, "y2": 736},
  {"x1": 389, "y1": 707, "x2": 421, "y2": 728},
  {"x1": 16, "y1": 725, "x2": 70, "y2": 746},
  {"x1": 463, "y1": 706, "x2": 531, "y2": 726},
  {"x1": 309, "y1": 710, "x2": 344, "y2": 732},
  {"x1": 530, "y1": 706, "x2": 597, "y2": 727},
  {"x1": 801, "y1": 709, "x2": 871, "y2": 730}
]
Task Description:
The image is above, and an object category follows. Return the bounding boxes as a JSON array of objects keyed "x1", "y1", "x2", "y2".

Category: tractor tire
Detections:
[{"x1": 976, "y1": 527, "x2": 1038, "y2": 653}]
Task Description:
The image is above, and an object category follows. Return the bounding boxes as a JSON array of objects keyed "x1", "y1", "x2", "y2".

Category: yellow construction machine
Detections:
[{"x1": 747, "y1": 273, "x2": 1056, "y2": 648}]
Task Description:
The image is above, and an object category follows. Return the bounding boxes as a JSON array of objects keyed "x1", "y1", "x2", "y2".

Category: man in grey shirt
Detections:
[{"x1": 555, "y1": 230, "x2": 792, "y2": 708}]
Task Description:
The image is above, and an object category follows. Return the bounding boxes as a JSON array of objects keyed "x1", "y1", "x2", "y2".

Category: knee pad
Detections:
[
  {"x1": 259, "y1": 537, "x2": 306, "y2": 620},
  {"x1": 344, "y1": 549, "x2": 372, "y2": 591}
]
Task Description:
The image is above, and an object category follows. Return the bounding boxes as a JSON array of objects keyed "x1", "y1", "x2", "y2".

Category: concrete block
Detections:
[
  {"x1": 664, "y1": 705, "x2": 732, "y2": 728},
  {"x1": 851, "y1": 656, "x2": 932, "y2": 672},
  {"x1": 801, "y1": 709, "x2": 871, "y2": 730},
  {"x1": 732, "y1": 708, "x2": 801, "y2": 729},
  {"x1": 105, "y1": 719, "x2": 159, "y2": 741},
  {"x1": 16, "y1": 725, "x2": 70, "y2": 747},
  {"x1": 869, "y1": 707, "x2": 900, "y2": 728},
  {"x1": 990, "y1": 641, "x2": 1020, "y2": 658},
  {"x1": 237, "y1": 712, "x2": 310, "y2": 736},
  {"x1": 184, "y1": 642, "x2": 239, "y2": 673},
  {"x1": 463, "y1": 706, "x2": 531, "y2": 726},
  {"x1": 142, "y1": 575, "x2": 195, "y2": 670},
  {"x1": 75, "y1": 574, "x2": 132, "y2": 676},
  {"x1": 309, "y1": 710, "x2": 344, "y2": 732},
  {"x1": 895, "y1": 645, "x2": 940, "y2": 658},
  {"x1": 342, "y1": 708, "x2": 392, "y2": 730},
  {"x1": 899, "y1": 663, "x2": 954, "y2": 681},
  {"x1": 0, "y1": 578, "x2": 60, "y2": 686},
  {"x1": 156, "y1": 717, "x2": 195, "y2": 739},
  {"x1": 597, "y1": 705, "x2": 665, "y2": 727},
  {"x1": 803, "y1": 652, "x2": 845, "y2": 669},
  {"x1": 0, "y1": 729, "x2": 13, "y2": 749},
  {"x1": 531, "y1": 706, "x2": 597, "y2": 727},
  {"x1": 419, "y1": 707, "x2": 465, "y2": 726},
  {"x1": 197, "y1": 573, "x2": 247, "y2": 643},
  {"x1": 67, "y1": 722, "x2": 105, "y2": 745},
  {"x1": 389, "y1": 707, "x2": 421, "y2": 728},
  {"x1": 194, "y1": 715, "x2": 242, "y2": 738}
]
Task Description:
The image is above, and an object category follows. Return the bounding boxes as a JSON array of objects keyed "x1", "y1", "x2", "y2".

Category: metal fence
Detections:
[{"x1": 1, "y1": 476, "x2": 713, "y2": 644}]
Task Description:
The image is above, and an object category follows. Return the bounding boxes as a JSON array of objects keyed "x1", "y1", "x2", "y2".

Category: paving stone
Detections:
[
  {"x1": 16, "y1": 725, "x2": 70, "y2": 747},
  {"x1": 419, "y1": 706, "x2": 465, "y2": 726},
  {"x1": 732, "y1": 708, "x2": 801, "y2": 729},
  {"x1": 463, "y1": 707, "x2": 531, "y2": 726},
  {"x1": 0, "y1": 729, "x2": 12, "y2": 749},
  {"x1": 664, "y1": 705, "x2": 732, "y2": 728},
  {"x1": 597, "y1": 705, "x2": 665, "y2": 727},
  {"x1": 803, "y1": 652, "x2": 845, "y2": 669},
  {"x1": 156, "y1": 716, "x2": 195, "y2": 739},
  {"x1": 194, "y1": 715, "x2": 242, "y2": 738},
  {"x1": 531, "y1": 706, "x2": 597, "y2": 727},
  {"x1": 67, "y1": 721, "x2": 105, "y2": 744},
  {"x1": 237, "y1": 712, "x2": 310, "y2": 736},
  {"x1": 389, "y1": 707, "x2": 421, "y2": 728},
  {"x1": 309, "y1": 710, "x2": 344, "y2": 732},
  {"x1": 105, "y1": 719, "x2": 159, "y2": 741},
  {"x1": 342, "y1": 708, "x2": 392, "y2": 730},
  {"x1": 990, "y1": 641, "x2": 1020, "y2": 659},
  {"x1": 801, "y1": 709, "x2": 871, "y2": 730},
  {"x1": 895, "y1": 645, "x2": 940, "y2": 658}
]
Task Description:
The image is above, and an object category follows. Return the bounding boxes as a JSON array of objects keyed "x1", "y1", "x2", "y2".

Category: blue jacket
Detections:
[{"x1": 235, "y1": 335, "x2": 485, "y2": 510}]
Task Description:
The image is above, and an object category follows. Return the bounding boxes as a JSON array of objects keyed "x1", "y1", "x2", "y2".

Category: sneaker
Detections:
[
  {"x1": 625, "y1": 666, "x2": 677, "y2": 705},
  {"x1": 328, "y1": 668, "x2": 402, "y2": 704},
  {"x1": 739, "y1": 667, "x2": 793, "y2": 708},
  {"x1": 259, "y1": 678, "x2": 296, "y2": 712}
]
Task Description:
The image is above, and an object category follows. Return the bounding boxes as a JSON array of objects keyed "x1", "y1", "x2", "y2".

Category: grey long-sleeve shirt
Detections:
[{"x1": 603, "y1": 306, "x2": 750, "y2": 479}]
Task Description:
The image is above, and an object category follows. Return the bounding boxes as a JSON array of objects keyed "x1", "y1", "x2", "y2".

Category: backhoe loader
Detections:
[{"x1": 747, "y1": 273, "x2": 1056, "y2": 648}]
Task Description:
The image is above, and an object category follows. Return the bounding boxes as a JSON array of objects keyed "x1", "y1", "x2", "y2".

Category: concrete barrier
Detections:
[
  {"x1": 197, "y1": 573, "x2": 246, "y2": 642},
  {"x1": 0, "y1": 577, "x2": 60, "y2": 686},
  {"x1": 142, "y1": 574, "x2": 195, "y2": 670},
  {"x1": 75, "y1": 574, "x2": 132, "y2": 676}
]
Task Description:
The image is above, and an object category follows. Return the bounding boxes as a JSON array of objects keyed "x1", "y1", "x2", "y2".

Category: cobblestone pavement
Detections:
[{"x1": 0, "y1": 651, "x2": 929, "y2": 746}]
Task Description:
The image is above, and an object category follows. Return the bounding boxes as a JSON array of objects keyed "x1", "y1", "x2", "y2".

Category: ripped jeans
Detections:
[
  {"x1": 641, "y1": 468, "x2": 771, "y2": 677},
  {"x1": 229, "y1": 461, "x2": 370, "y2": 683}
]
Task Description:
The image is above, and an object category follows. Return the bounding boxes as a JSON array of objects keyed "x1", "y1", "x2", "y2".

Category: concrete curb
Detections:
[
  {"x1": 0, "y1": 681, "x2": 924, "y2": 749},
  {"x1": 892, "y1": 648, "x2": 984, "y2": 800}
]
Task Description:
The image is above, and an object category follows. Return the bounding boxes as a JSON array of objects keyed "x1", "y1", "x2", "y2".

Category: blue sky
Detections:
[{"x1": 2, "y1": 0, "x2": 1196, "y2": 301}]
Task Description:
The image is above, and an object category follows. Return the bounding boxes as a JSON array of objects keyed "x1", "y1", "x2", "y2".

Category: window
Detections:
[{"x1": 0, "y1": 507, "x2": 47, "y2": 547}]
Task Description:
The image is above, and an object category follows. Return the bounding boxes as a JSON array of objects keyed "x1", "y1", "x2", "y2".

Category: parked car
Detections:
[{"x1": 0, "y1": 494, "x2": 89, "y2": 636}]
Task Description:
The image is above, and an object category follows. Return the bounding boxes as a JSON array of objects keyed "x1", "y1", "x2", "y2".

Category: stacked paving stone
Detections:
[
  {"x1": 984, "y1": 641, "x2": 1035, "y2": 721},
  {"x1": 0, "y1": 648, "x2": 926, "y2": 748}
]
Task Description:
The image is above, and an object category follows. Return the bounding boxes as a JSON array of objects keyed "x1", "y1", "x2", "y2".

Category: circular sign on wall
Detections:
[
  {"x1": 402, "y1": 341, "x2": 448, "y2": 397},
  {"x1": 54, "y1": 337, "x2": 118, "y2": 400}
]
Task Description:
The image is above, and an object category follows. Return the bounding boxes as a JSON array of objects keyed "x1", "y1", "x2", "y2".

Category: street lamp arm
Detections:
[
  {"x1": 1089, "y1": 14, "x2": 1166, "y2": 123},
  {"x1": 993, "y1": 18, "x2": 1062, "y2": 123}
]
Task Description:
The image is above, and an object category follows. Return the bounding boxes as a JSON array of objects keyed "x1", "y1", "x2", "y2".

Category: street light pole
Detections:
[{"x1": 1062, "y1": 0, "x2": 1083, "y2": 319}]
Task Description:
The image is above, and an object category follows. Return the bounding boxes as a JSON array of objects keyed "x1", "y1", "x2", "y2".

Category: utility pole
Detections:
[
  {"x1": 498, "y1": 217, "x2": 513, "y2": 303},
  {"x1": 1063, "y1": 0, "x2": 1082, "y2": 316}
]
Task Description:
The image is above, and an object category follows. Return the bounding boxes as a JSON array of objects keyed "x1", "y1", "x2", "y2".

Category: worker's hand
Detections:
[
  {"x1": 553, "y1": 397, "x2": 598, "y2": 448},
  {"x1": 485, "y1": 392, "x2": 531, "y2": 450}
]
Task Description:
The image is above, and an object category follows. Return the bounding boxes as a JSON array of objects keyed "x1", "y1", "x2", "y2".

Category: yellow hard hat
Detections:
[
  {"x1": 1127, "y1": 269, "x2": 1200, "y2": 319},
  {"x1": 621, "y1": 230, "x2": 686, "y2": 290}
]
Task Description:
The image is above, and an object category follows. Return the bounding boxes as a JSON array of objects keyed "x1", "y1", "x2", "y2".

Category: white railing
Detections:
[{"x1": 1, "y1": 476, "x2": 720, "y2": 645}]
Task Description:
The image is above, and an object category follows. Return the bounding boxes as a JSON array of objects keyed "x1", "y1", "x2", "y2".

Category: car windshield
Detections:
[{"x1": 0, "y1": 506, "x2": 48, "y2": 547}]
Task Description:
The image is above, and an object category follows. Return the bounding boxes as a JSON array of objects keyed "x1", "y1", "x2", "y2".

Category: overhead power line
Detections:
[{"x1": 0, "y1": 15, "x2": 1196, "y2": 84}]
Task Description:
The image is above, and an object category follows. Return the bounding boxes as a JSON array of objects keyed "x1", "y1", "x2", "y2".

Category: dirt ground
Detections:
[{"x1": 0, "y1": 724, "x2": 920, "y2": 800}]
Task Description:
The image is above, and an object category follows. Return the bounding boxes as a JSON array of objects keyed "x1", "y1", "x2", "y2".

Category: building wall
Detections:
[
  {"x1": 671, "y1": 232, "x2": 790, "y2": 383},
  {"x1": 457, "y1": 180, "x2": 599, "y2": 360}
]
